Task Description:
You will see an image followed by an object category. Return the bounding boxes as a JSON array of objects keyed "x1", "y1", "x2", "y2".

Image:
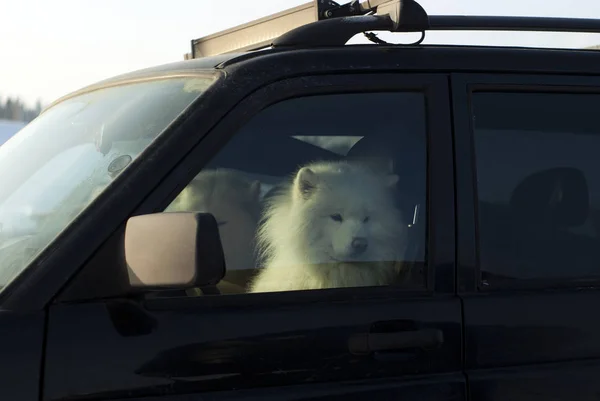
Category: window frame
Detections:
[
  {"x1": 452, "y1": 72, "x2": 600, "y2": 293},
  {"x1": 122, "y1": 72, "x2": 456, "y2": 306}
]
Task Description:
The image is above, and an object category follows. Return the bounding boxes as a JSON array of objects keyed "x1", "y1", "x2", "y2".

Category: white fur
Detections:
[
  {"x1": 249, "y1": 160, "x2": 408, "y2": 293},
  {"x1": 166, "y1": 168, "x2": 262, "y2": 294}
]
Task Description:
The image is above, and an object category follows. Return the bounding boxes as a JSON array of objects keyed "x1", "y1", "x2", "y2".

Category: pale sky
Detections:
[{"x1": 2, "y1": 0, "x2": 600, "y2": 107}]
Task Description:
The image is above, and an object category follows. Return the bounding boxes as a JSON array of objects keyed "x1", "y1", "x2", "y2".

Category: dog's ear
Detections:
[
  {"x1": 386, "y1": 174, "x2": 399, "y2": 187},
  {"x1": 294, "y1": 167, "x2": 318, "y2": 199}
]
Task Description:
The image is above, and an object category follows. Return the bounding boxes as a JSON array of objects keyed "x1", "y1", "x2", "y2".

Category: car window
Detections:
[
  {"x1": 0, "y1": 75, "x2": 217, "y2": 291},
  {"x1": 164, "y1": 92, "x2": 428, "y2": 295},
  {"x1": 472, "y1": 91, "x2": 600, "y2": 286}
]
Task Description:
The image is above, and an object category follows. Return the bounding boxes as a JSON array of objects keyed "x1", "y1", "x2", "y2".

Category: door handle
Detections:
[{"x1": 348, "y1": 328, "x2": 444, "y2": 355}]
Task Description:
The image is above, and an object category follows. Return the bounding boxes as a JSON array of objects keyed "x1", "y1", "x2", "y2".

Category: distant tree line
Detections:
[{"x1": 0, "y1": 96, "x2": 44, "y2": 123}]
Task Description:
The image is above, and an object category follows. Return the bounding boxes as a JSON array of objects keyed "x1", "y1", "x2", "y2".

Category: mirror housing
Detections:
[{"x1": 124, "y1": 212, "x2": 226, "y2": 290}]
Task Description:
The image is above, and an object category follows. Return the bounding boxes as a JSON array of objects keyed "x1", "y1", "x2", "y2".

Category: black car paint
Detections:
[
  {"x1": 0, "y1": 311, "x2": 45, "y2": 401},
  {"x1": 2, "y1": 45, "x2": 600, "y2": 401},
  {"x1": 44, "y1": 297, "x2": 464, "y2": 400}
]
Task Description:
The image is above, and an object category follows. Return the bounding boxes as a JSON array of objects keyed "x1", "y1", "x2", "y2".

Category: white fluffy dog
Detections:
[{"x1": 249, "y1": 160, "x2": 408, "y2": 293}]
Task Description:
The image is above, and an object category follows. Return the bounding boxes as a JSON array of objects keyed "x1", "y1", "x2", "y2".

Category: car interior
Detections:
[{"x1": 183, "y1": 128, "x2": 428, "y2": 295}]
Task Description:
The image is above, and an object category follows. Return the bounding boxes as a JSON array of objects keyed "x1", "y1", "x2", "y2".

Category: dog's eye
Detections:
[
  {"x1": 330, "y1": 214, "x2": 343, "y2": 222},
  {"x1": 363, "y1": 216, "x2": 370, "y2": 223}
]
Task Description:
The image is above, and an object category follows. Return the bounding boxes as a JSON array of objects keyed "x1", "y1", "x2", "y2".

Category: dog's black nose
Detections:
[{"x1": 351, "y1": 237, "x2": 368, "y2": 254}]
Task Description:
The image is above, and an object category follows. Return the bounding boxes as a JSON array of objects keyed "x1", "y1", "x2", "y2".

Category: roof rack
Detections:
[
  {"x1": 188, "y1": 0, "x2": 414, "y2": 58},
  {"x1": 187, "y1": 0, "x2": 600, "y2": 59},
  {"x1": 187, "y1": 1, "x2": 328, "y2": 59}
]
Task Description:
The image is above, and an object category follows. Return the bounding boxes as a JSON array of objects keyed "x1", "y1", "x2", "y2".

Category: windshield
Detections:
[{"x1": 0, "y1": 74, "x2": 217, "y2": 291}]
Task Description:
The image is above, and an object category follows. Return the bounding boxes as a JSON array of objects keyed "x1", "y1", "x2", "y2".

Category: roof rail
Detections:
[
  {"x1": 189, "y1": 1, "x2": 326, "y2": 58},
  {"x1": 189, "y1": 0, "x2": 412, "y2": 58},
  {"x1": 274, "y1": 0, "x2": 429, "y2": 49},
  {"x1": 188, "y1": 0, "x2": 600, "y2": 59},
  {"x1": 273, "y1": 6, "x2": 600, "y2": 49}
]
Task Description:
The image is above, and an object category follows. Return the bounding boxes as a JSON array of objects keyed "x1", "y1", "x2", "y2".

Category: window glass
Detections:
[
  {"x1": 165, "y1": 92, "x2": 428, "y2": 294},
  {"x1": 0, "y1": 75, "x2": 216, "y2": 291},
  {"x1": 472, "y1": 91, "x2": 600, "y2": 285}
]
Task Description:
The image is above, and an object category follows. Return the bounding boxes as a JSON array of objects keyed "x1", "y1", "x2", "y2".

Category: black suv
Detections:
[{"x1": 3, "y1": 1, "x2": 600, "y2": 400}]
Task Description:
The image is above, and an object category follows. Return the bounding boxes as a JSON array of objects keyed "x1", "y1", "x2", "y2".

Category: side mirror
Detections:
[{"x1": 123, "y1": 212, "x2": 226, "y2": 290}]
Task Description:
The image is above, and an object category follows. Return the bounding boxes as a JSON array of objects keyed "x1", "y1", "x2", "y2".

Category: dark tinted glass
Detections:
[
  {"x1": 166, "y1": 92, "x2": 428, "y2": 294},
  {"x1": 473, "y1": 92, "x2": 600, "y2": 285}
]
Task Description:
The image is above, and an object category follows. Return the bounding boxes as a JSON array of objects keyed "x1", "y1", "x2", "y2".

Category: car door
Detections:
[
  {"x1": 43, "y1": 72, "x2": 465, "y2": 401},
  {"x1": 452, "y1": 72, "x2": 600, "y2": 401},
  {"x1": 0, "y1": 310, "x2": 45, "y2": 401}
]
